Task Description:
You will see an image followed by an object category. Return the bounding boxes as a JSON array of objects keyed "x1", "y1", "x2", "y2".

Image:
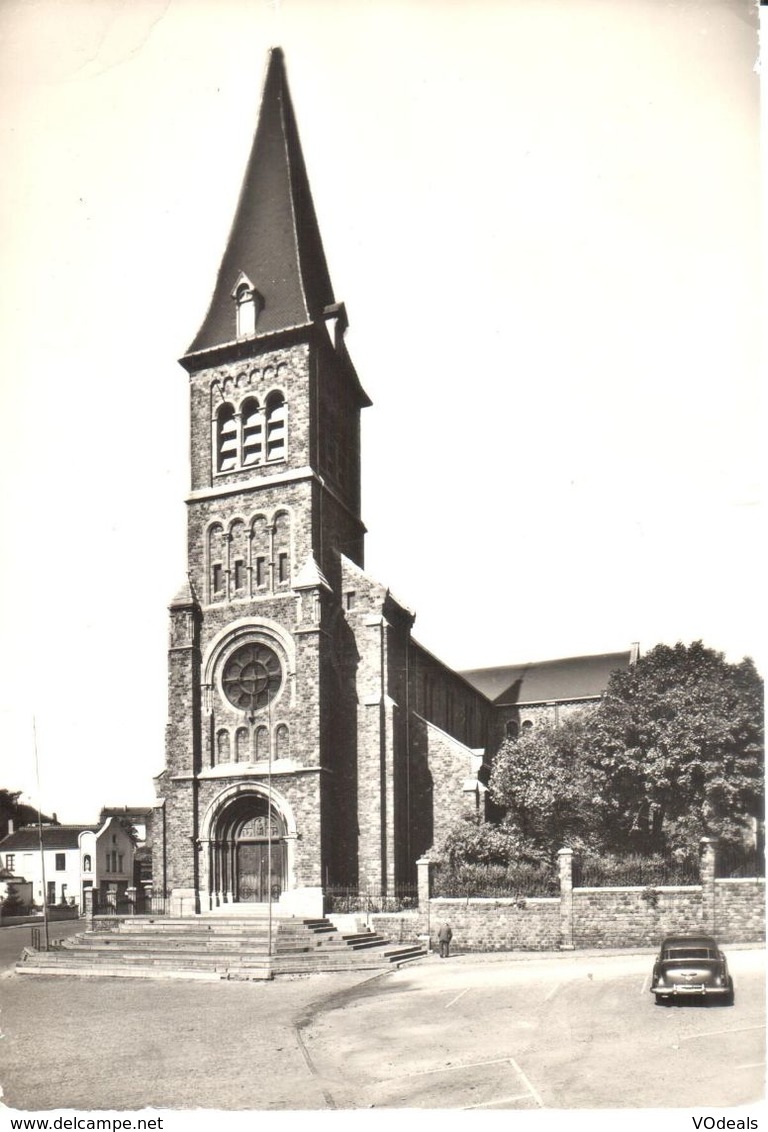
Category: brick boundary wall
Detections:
[{"x1": 370, "y1": 843, "x2": 765, "y2": 952}]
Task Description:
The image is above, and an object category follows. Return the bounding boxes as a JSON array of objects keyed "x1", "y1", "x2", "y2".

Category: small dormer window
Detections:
[
  {"x1": 232, "y1": 273, "x2": 262, "y2": 339},
  {"x1": 236, "y1": 285, "x2": 256, "y2": 337}
]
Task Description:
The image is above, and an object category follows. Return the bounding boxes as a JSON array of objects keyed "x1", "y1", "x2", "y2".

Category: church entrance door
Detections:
[
  {"x1": 209, "y1": 795, "x2": 287, "y2": 906},
  {"x1": 236, "y1": 841, "x2": 283, "y2": 903}
]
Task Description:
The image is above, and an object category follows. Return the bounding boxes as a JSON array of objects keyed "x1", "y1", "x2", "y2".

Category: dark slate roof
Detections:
[
  {"x1": 187, "y1": 47, "x2": 335, "y2": 354},
  {"x1": 0, "y1": 825, "x2": 98, "y2": 851},
  {"x1": 460, "y1": 651, "x2": 633, "y2": 706}
]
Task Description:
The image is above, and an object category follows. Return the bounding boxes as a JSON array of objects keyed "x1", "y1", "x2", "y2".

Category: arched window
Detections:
[
  {"x1": 208, "y1": 523, "x2": 226, "y2": 601},
  {"x1": 505, "y1": 720, "x2": 519, "y2": 741},
  {"x1": 275, "y1": 724, "x2": 289, "y2": 760},
  {"x1": 241, "y1": 398, "x2": 263, "y2": 465},
  {"x1": 521, "y1": 719, "x2": 533, "y2": 733},
  {"x1": 230, "y1": 520, "x2": 247, "y2": 594},
  {"x1": 250, "y1": 515, "x2": 269, "y2": 591},
  {"x1": 235, "y1": 727, "x2": 249, "y2": 763},
  {"x1": 216, "y1": 729, "x2": 231, "y2": 764},
  {"x1": 82, "y1": 855, "x2": 92, "y2": 872},
  {"x1": 217, "y1": 404, "x2": 238, "y2": 472},
  {"x1": 265, "y1": 392, "x2": 286, "y2": 461},
  {"x1": 235, "y1": 284, "x2": 256, "y2": 338},
  {"x1": 273, "y1": 511, "x2": 290, "y2": 587},
  {"x1": 254, "y1": 725, "x2": 270, "y2": 761}
]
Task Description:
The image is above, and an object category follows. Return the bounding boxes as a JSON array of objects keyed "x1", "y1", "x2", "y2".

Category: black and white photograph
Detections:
[{"x1": 0, "y1": 0, "x2": 763, "y2": 1124}]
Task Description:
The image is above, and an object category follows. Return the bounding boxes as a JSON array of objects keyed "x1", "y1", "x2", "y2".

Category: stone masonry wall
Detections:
[
  {"x1": 572, "y1": 886, "x2": 703, "y2": 948},
  {"x1": 713, "y1": 879, "x2": 766, "y2": 944},
  {"x1": 379, "y1": 853, "x2": 766, "y2": 953},
  {"x1": 373, "y1": 899, "x2": 560, "y2": 951},
  {"x1": 426, "y1": 898, "x2": 561, "y2": 952}
]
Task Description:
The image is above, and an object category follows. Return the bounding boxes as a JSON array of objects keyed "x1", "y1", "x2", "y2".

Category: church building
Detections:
[{"x1": 152, "y1": 49, "x2": 631, "y2": 917}]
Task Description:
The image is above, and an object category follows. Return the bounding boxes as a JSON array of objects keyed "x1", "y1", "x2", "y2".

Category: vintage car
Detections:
[{"x1": 650, "y1": 934, "x2": 734, "y2": 1005}]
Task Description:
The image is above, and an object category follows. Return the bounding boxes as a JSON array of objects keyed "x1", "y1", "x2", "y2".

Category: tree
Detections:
[
  {"x1": 591, "y1": 641, "x2": 764, "y2": 854},
  {"x1": 485, "y1": 641, "x2": 763, "y2": 863},
  {"x1": 2, "y1": 884, "x2": 25, "y2": 917},
  {"x1": 489, "y1": 713, "x2": 606, "y2": 859}
]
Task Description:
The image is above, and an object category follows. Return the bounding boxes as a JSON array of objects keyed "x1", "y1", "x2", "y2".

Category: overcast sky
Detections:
[{"x1": 0, "y1": 0, "x2": 761, "y2": 824}]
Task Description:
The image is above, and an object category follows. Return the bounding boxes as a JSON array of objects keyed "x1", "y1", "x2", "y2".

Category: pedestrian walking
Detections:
[{"x1": 437, "y1": 922, "x2": 453, "y2": 958}]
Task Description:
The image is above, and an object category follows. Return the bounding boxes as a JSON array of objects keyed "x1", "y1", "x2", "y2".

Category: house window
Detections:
[
  {"x1": 278, "y1": 552, "x2": 289, "y2": 584},
  {"x1": 82, "y1": 854, "x2": 92, "y2": 872},
  {"x1": 505, "y1": 720, "x2": 519, "y2": 741},
  {"x1": 5, "y1": 854, "x2": 14, "y2": 871},
  {"x1": 55, "y1": 853, "x2": 66, "y2": 871},
  {"x1": 345, "y1": 591, "x2": 356, "y2": 611},
  {"x1": 105, "y1": 854, "x2": 111, "y2": 873},
  {"x1": 233, "y1": 559, "x2": 246, "y2": 591},
  {"x1": 521, "y1": 720, "x2": 533, "y2": 732},
  {"x1": 212, "y1": 563, "x2": 225, "y2": 595},
  {"x1": 118, "y1": 855, "x2": 124, "y2": 873},
  {"x1": 255, "y1": 556, "x2": 267, "y2": 588}
]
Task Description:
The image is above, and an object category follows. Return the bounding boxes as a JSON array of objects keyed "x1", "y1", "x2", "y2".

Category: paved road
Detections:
[
  {"x1": 0, "y1": 944, "x2": 763, "y2": 1112},
  {"x1": 0, "y1": 919, "x2": 84, "y2": 970},
  {"x1": 301, "y1": 948, "x2": 765, "y2": 1109}
]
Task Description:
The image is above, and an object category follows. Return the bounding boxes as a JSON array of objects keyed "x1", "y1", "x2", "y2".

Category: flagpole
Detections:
[
  {"x1": 32, "y1": 717, "x2": 50, "y2": 952},
  {"x1": 267, "y1": 691, "x2": 273, "y2": 959}
]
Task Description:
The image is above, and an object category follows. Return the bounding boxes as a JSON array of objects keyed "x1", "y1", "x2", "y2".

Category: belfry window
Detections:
[
  {"x1": 214, "y1": 392, "x2": 286, "y2": 474},
  {"x1": 242, "y1": 398, "x2": 263, "y2": 465},
  {"x1": 217, "y1": 404, "x2": 238, "y2": 472},
  {"x1": 266, "y1": 393, "x2": 286, "y2": 460}
]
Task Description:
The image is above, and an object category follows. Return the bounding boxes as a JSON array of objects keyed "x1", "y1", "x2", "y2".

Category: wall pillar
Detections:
[
  {"x1": 83, "y1": 887, "x2": 95, "y2": 926},
  {"x1": 416, "y1": 855, "x2": 432, "y2": 908},
  {"x1": 700, "y1": 836, "x2": 718, "y2": 932},
  {"x1": 558, "y1": 847, "x2": 575, "y2": 950}
]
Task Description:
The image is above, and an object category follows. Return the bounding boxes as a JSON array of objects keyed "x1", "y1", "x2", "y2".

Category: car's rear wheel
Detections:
[
  {"x1": 654, "y1": 994, "x2": 669, "y2": 1006},
  {"x1": 724, "y1": 978, "x2": 735, "y2": 1006}
]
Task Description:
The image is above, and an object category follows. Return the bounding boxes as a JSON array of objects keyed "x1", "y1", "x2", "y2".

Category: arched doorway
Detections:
[{"x1": 209, "y1": 792, "x2": 287, "y2": 905}]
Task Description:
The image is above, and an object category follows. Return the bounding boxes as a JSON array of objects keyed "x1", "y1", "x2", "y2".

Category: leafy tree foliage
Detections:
[
  {"x1": 2, "y1": 884, "x2": 25, "y2": 916},
  {"x1": 591, "y1": 641, "x2": 763, "y2": 854},
  {"x1": 489, "y1": 714, "x2": 604, "y2": 858},
  {"x1": 483, "y1": 641, "x2": 763, "y2": 861}
]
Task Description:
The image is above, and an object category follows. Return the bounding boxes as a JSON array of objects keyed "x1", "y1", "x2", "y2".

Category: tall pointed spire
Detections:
[{"x1": 187, "y1": 48, "x2": 335, "y2": 355}]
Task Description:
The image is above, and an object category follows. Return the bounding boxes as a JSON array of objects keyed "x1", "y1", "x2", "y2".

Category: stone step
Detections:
[
  {"x1": 27, "y1": 952, "x2": 273, "y2": 974},
  {"x1": 17, "y1": 915, "x2": 427, "y2": 980}
]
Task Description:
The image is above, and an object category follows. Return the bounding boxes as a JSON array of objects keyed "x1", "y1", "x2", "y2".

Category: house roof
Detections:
[
  {"x1": 187, "y1": 47, "x2": 335, "y2": 354},
  {"x1": 460, "y1": 650, "x2": 633, "y2": 706},
  {"x1": 99, "y1": 807, "x2": 153, "y2": 821},
  {"x1": 0, "y1": 825, "x2": 98, "y2": 851}
]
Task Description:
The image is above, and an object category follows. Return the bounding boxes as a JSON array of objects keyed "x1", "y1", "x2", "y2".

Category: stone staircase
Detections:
[{"x1": 15, "y1": 915, "x2": 426, "y2": 981}]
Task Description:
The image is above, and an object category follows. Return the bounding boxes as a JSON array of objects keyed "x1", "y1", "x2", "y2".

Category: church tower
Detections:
[
  {"x1": 154, "y1": 48, "x2": 493, "y2": 918},
  {"x1": 155, "y1": 49, "x2": 373, "y2": 916}
]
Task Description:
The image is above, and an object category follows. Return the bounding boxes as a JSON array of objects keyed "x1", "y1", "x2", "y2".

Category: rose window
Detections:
[{"x1": 222, "y1": 643, "x2": 282, "y2": 712}]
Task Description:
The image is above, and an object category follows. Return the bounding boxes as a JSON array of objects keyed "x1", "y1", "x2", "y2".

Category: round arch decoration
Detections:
[
  {"x1": 200, "y1": 782, "x2": 297, "y2": 908},
  {"x1": 202, "y1": 617, "x2": 296, "y2": 716}
]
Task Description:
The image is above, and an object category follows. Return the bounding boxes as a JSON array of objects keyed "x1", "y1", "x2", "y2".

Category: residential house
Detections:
[{"x1": 0, "y1": 817, "x2": 135, "y2": 911}]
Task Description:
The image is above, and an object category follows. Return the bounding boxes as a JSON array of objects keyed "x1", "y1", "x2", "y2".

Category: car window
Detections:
[{"x1": 663, "y1": 947, "x2": 715, "y2": 960}]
